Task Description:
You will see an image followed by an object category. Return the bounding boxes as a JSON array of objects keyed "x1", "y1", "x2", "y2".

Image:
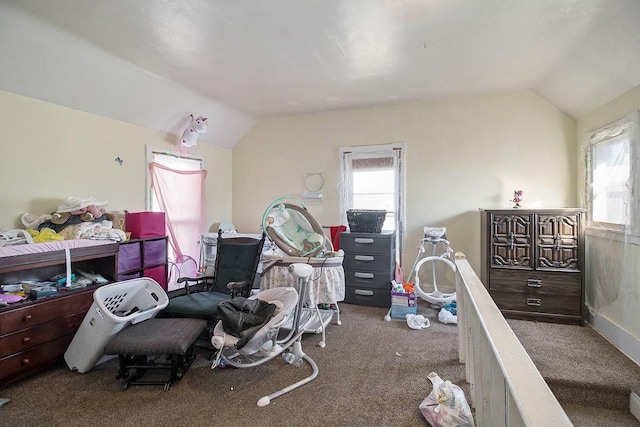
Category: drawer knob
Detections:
[
  {"x1": 526, "y1": 298, "x2": 542, "y2": 307},
  {"x1": 526, "y1": 279, "x2": 542, "y2": 288},
  {"x1": 22, "y1": 358, "x2": 30, "y2": 365},
  {"x1": 354, "y1": 272, "x2": 374, "y2": 279},
  {"x1": 354, "y1": 255, "x2": 374, "y2": 262},
  {"x1": 23, "y1": 314, "x2": 32, "y2": 322},
  {"x1": 23, "y1": 336, "x2": 31, "y2": 343}
]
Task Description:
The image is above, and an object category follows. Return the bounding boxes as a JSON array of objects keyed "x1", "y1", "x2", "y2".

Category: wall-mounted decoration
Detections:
[{"x1": 303, "y1": 172, "x2": 324, "y2": 199}]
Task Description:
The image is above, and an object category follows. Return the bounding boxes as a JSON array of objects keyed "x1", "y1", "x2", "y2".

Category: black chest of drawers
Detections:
[{"x1": 341, "y1": 231, "x2": 396, "y2": 307}]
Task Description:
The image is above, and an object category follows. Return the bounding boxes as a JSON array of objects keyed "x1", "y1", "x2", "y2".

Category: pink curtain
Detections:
[{"x1": 149, "y1": 162, "x2": 207, "y2": 281}]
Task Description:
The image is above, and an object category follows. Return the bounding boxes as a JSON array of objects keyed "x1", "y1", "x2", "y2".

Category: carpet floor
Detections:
[{"x1": 1, "y1": 302, "x2": 639, "y2": 426}]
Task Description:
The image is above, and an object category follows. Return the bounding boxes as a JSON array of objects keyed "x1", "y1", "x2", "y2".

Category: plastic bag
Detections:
[
  {"x1": 438, "y1": 308, "x2": 457, "y2": 324},
  {"x1": 406, "y1": 314, "x2": 431, "y2": 330},
  {"x1": 419, "y1": 372, "x2": 475, "y2": 427}
]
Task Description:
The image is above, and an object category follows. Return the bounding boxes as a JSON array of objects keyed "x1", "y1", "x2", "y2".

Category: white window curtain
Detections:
[
  {"x1": 149, "y1": 161, "x2": 207, "y2": 289},
  {"x1": 339, "y1": 143, "x2": 405, "y2": 265}
]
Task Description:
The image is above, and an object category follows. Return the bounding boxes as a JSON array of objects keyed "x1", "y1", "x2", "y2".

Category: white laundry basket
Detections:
[{"x1": 64, "y1": 278, "x2": 169, "y2": 373}]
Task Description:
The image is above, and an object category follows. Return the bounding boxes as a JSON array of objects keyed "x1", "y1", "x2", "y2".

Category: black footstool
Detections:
[{"x1": 105, "y1": 318, "x2": 207, "y2": 391}]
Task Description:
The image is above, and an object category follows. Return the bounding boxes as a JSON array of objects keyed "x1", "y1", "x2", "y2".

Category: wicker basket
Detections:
[{"x1": 346, "y1": 209, "x2": 387, "y2": 233}]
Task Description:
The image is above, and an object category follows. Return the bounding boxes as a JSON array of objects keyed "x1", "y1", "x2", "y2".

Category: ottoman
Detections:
[{"x1": 105, "y1": 317, "x2": 207, "y2": 391}]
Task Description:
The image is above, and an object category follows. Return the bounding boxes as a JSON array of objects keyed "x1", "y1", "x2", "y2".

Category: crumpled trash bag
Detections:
[
  {"x1": 439, "y1": 307, "x2": 458, "y2": 324},
  {"x1": 406, "y1": 313, "x2": 431, "y2": 329},
  {"x1": 419, "y1": 372, "x2": 475, "y2": 426}
]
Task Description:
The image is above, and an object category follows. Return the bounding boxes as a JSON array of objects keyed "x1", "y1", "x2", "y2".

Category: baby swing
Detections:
[
  {"x1": 261, "y1": 197, "x2": 327, "y2": 258},
  {"x1": 210, "y1": 263, "x2": 318, "y2": 406},
  {"x1": 260, "y1": 197, "x2": 345, "y2": 348},
  {"x1": 408, "y1": 227, "x2": 456, "y2": 305}
]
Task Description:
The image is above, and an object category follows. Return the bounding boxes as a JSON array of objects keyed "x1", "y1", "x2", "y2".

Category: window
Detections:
[
  {"x1": 340, "y1": 143, "x2": 405, "y2": 263},
  {"x1": 146, "y1": 147, "x2": 207, "y2": 290},
  {"x1": 586, "y1": 112, "x2": 639, "y2": 231}
]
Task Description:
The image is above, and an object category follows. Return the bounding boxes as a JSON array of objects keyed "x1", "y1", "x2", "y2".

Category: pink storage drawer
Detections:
[{"x1": 144, "y1": 265, "x2": 167, "y2": 290}]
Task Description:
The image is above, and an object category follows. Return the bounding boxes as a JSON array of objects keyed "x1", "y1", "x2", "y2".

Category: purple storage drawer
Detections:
[
  {"x1": 143, "y1": 238, "x2": 166, "y2": 267},
  {"x1": 118, "y1": 242, "x2": 142, "y2": 273},
  {"x1": 118, "y1": 271, "x2": 141, "y2": 281}
]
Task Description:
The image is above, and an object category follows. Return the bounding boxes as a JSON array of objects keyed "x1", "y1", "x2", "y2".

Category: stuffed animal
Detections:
[
  {"x1": 50, "y1": 197, "x2": 113, "y2": 225},
  {"x1": 179, "y1": 115, "x2": 208, "y2": 153},
  {"x1": 51, "y1": 205, "x2": 115, "y2": 224}
]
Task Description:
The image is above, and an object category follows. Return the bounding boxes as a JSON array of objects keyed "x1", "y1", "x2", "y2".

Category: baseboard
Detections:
[
  {"x1": 587, "y1": 311, "x2": 640, "y2": 367},
  {"x1": 630, "y1": 392, "x2": 640, "y2": 422}
]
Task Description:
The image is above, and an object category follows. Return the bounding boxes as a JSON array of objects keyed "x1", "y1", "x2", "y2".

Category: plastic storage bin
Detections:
[
  {"x1": 64, "y1": 278, "x2": 169, "y2": 373},
  {"x1": 390, "y1": 291, "x2": 417, "y2": 319},
  {"x1": 346, "y1": 209, "x2": 386, "y2": 233}
]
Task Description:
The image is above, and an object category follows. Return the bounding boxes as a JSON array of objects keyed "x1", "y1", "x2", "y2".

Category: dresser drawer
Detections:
[
  {"x1": 489, "y1": 290, "x2": 582, "y2": 316},
  {"x1": 344, "y1": 268, "x2": 394, "y2": 289},
  {"x1": 0, "y1": 334, "x2": 74, "y2": 383},
  {"x1": 0, "y1": 313, "x2": 86, "y2": 359},
  {"x1": 340, "y1": 231, "x2": 395, "y2": 254},
  {"x1": 343, "y1": 252, "x2": 394, "y2": 272},
  {"x1": 344, "y1": 284, "x2": 390, "y2": 307},
  {"x1": 0, "y1": 290, "x2": 94, "y2": 335},
  {"x1": 489, "y1": 269, "x2": 581, "y2": 296}
]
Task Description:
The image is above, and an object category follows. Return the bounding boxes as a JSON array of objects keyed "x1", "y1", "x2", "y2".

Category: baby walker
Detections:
[{"x1": 408, "y1": 227, "x2": 456, "y2": 305}]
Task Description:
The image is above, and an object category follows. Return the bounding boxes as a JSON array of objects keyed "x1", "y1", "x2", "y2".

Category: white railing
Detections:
[{"x1": 455, "y1": 252, "x2": 573, "y2": 427}]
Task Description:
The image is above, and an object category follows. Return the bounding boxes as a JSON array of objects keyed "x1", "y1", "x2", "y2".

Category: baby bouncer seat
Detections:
[
  {"x1": 260, "y1": 197, "x2": 345, "y2": 347},
  {"x1": 210, "y1": 263, "x2": 319, "y2": 406},
  {"x1": 262, "y1": 197, "x2": 327, "y2": 258},
  {"x1": 408, "y1": 227, "x2": 457, "y2": 305}
]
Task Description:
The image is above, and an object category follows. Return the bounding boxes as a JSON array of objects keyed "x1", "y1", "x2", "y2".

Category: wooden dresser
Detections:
[
  {"x1": 0, "y1": 241, "x2": 118, "y2": 386},
  {"x1": 480, "y1": 209, "x2": 585, "y2": 325}
]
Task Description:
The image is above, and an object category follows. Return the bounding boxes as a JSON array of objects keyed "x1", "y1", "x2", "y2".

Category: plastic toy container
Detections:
[{"x1": 64, "y1": 278, "x2": 169, "y2": 373}]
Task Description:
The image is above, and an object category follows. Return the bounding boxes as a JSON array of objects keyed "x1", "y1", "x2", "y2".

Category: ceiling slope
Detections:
[{"x1": 2, "y1": 1, "x2": 640, "y2": 148}]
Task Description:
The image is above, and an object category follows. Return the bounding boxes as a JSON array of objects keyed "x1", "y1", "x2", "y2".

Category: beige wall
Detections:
[
  {"x1": 0, "y1": 90, "x2": 233, "y2": 230},
  {"x1": 232, "y1": 89, "x2": 577, "y2": 273},
  {"x1": 0, "y1": 88, "x2": 578, "y2": 275}
]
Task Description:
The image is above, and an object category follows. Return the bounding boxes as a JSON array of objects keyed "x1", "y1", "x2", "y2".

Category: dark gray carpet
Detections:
[
  {"x1": 1, "y1": 303, "x2": 639, "y2": 426},
  {"x1": 1, "y1": 303, "x2": 466, "y2": 427}
]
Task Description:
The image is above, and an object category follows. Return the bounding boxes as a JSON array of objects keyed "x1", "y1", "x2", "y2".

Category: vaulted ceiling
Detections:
[{"x1": 2, "y1": 0, "x2": 639, "y2": 148}]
